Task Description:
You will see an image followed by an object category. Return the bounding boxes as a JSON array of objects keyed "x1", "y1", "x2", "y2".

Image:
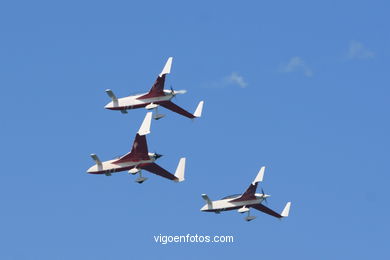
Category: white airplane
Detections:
[
  {"x1": 104, "y1": 57, "x2": 204, "y2": 120},
  {"x1": 87, "y1": 112, "x2": 186, "y2": 183},
  {"x1": 201, "y1": 167, "x2": 291, "y2": 221}
]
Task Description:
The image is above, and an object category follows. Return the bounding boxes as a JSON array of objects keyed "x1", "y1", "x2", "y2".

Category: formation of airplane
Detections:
[
  {"x1": 87, "y1": 112, "x2": 186, "y2": 183},
  {"x1": 200, "y1": 167, "x2": 291, "y2": 221},
  {"x1": 88, "y1": 57, "x2": 292, "y2": 222},
  {"x1": 104, "y1": 57, "x2": 204, "y2": 120}
]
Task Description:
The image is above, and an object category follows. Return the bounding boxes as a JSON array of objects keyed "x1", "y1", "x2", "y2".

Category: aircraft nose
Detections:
[{"x1": 87, "y1": 165, "x2": 95, "y2": 173}]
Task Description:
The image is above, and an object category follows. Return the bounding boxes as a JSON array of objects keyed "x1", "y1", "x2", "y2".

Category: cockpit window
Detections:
[{"x1": 221, "y1": 194, "x2": 241, "y2": 200}]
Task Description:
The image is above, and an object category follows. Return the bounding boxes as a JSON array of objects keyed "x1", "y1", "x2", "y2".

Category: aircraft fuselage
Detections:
[
  {"x1": 105, "y1": 91, "x2": 177, "y2": 111},
  {"x1": 87, "y1": 154, "x2": 157, "y2": 174},
  {"x1": 200, "y1": 194, "x2": 269, "y2": 212}
]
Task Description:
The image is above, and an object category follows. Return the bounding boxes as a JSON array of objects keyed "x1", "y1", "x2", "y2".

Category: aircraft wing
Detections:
[
  {"x1": 137, "y1": 57, "x2": 172, "y2": 100},
  {"x1": 250, "y1": 203, "x2": 283, "y2": 219},
  {"x1": 113, "y1": 113, "x2": 152, "y2": 164},
  {"x1": 230, "y1": 167, "x2": 265, "y2": 202},
  {"x1": 140, "y1": 163, "x2": 178, "y2": 181},
  {"x1": 159, "y1": 101, "x2": 196, "y2": 119}
]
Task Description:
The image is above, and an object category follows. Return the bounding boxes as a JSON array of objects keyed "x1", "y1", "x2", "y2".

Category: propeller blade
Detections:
[
  {"x1": 154, "y1": 152, "x2": 163, "y2": 159},
  {"x1": 261, "y1": 188, "x2": 268, "y2": 204},
  {"x1": 173, "y1": 90, "x2": 187, "y2": 94}
]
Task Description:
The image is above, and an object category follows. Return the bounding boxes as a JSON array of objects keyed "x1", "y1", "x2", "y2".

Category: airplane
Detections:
[
  {"x1": 200, "y1": 167, "x2": 291, "y2": 221},
  {"x1": 87, "y1": 112, "x2": 186, "y2": 184},
  {"x1": 104, "y1": 57, "x2": 204, "y2": 120}
]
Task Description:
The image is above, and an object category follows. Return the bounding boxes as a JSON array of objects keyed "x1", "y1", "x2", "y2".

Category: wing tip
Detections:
[
  {"x1": 281, "y1": 202, "x2": 291, "y2": 217},
  {"x1": 174, "y1": 157, "x2": 186, "y2": 182},
  {"x1": 138, "y1": 112, "x2": 153, "y2": 136},
  {"x1": 252, "y1": 166, "x2": 265, "y2": 185},
  {"x1": 193, "y1": 101, "x2": 204, "y2": 118},
  {"x1": 159, "y1": 57, "x2": 173, "y2": 77}
]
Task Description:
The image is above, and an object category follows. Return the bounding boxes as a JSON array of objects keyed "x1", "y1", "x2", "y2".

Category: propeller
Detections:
[
  {"x1": 170, "y1": 85, "x2": 176, "y2": 98},
  {"x1": 170, "y1": 85, "x2": 187, "y2": 97},
  {"x1": 261, "y1": 188, "x2": 268, "y2": 204},
  {"x1": 154, "y1": 152, "x2": 163, "y2": 159}
]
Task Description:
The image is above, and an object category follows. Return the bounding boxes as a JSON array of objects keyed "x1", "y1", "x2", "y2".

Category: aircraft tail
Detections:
[{"x1": 174, "y1": 157, "x2": 186, "y2": 182}]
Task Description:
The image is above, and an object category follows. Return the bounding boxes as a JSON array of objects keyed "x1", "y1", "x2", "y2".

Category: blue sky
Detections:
[{"x1": 0, "y1": 0, "x2": 389, "y2": 259}]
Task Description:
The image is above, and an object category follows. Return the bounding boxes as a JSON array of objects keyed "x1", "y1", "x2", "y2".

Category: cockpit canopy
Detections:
[{"x1": 221, "y1": 194, "x2": 241, "y2": 200}]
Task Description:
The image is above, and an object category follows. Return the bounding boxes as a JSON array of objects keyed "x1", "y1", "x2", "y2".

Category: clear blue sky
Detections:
[{"x1": 0, "y1": 0, "x2": 389, "y2": 259}]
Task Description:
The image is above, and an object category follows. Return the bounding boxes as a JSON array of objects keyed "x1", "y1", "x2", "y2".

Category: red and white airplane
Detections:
[
  {"x1": 87, "y1": 112, "x2": 186, "y2": 183},
  {"x1": 104, "y1": 57, "x2": 204, "y2": 120},
  {"x1": 201, "y1": 167, "x2": 291, "y2": 221}
]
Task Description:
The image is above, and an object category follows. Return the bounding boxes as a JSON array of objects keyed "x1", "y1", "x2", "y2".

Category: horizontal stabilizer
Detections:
[
  {"x1": 105, "y1": 89, "x2": 117, "y2": 101},
  {"x1": 159, "y1": 57, "x2": 173, "y2": 77},
  {"x1": 252, "y1": 166, "x2": 265, "y2": 185},
  {"x1": 201, "y1": 194, "x2": 212, "y2": 207},
  {"x1": 105, "y1": 89, "x2": 119, "y2": 107},
  {"x1": 138, "y1": 112, "x2": 152, "y2": 136},
  {"x1": 193, "y1": 101, "x2": 204, "y2": 118},
  {"x1": 281, "y1": 202, "x2": 291, "y2": 217},
  {"x1": 90, "y1": 154, "x2": 102, "y2": 165},
  {"x1": 174, "y1": 157, "x2": 186, "y2": 182}
]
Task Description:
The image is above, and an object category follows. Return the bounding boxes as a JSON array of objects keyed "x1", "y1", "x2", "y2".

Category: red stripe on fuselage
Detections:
[
  {"x1": 87, "y1": 163, "x2": 150, "y2": 175},
  {"x1": 202, "y1": 203, "x2": 260, "y2": 212},
  {"x1": 106, "y1": 103, "x2": 149, "y2": 111}
]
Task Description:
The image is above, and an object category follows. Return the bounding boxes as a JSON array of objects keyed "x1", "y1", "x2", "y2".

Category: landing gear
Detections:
[
  {"x1": 128, "y1": 167, "x2": 147, "y2": 183},
  {"x1": 153, "y1": 113, "x2": 165, "y2": 120},
  {"x1": 146, "y1": 103, "x2": 165, "y2": 120},
  {"x1": 104, "y1": 169, "x2": 113, "y2": 176},
  {"x1": 120, "y1": 110, "x2": 128, "y2": 114},
  {"x1": 153, "y1": 106, "x2": 165, "y2": 120},
  {"x1": 128, "y1": 168, "x2": 140, "y2": 175},
  {"x1": 135, "y1": 171, "x2": 148, "y2": 184},
  {"x1": 244, "y1": 210, "x2": 256, "y2": 222}
]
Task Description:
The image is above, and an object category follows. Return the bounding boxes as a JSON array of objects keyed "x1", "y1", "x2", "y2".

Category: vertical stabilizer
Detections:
[
  {"x1": 174, "y1": 157, "x2": 186, "y2": 182},
  {"x1": 252, "y1": 166, "x2": 265, "y2": 185},
  {"x1": 193, "y1": 101, "x2": 204, "y2": 118},
  {"x1": 138, "y1": 112, "x2": 152, "y2": 136},
  {"x1": 159, "y1": 57, "x2": 173, "y2": 77},
  {"x1": 281, "y1": 202, "x2": 291, "y2": 217}
]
